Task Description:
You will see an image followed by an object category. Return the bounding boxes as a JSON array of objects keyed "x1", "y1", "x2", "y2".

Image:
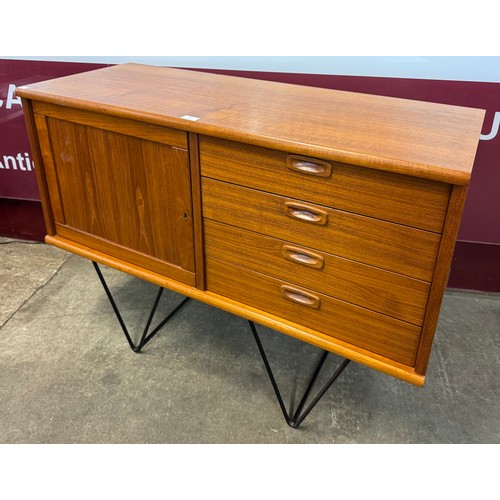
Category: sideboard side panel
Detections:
[{"x1": 415, "y1": 185, "x2": 469, "y2": 374}]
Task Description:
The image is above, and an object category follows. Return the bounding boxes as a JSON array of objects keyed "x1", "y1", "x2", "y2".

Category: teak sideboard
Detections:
[{"x1": 18, "y1": 63, "x2": 484, "y2": 392}]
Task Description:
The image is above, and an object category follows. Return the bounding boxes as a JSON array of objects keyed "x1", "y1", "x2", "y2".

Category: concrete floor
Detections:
[{"x1": 1, "y1": 237, "x2": 499, "y2": 444}]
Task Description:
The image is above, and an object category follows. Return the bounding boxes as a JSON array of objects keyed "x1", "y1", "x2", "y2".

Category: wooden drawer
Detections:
[
  {"x1": 204, "y1": 220, "x2": 430, "y2": 325},
  {"x1": 202, "y1": 178, "x2": 441, "y2": 281},
  {"x1": 206, "y1": 257, "x2": 421, "y2": 366},
  {"x1": 200, "y1": 136, "x2": 451, "y2": 233}
]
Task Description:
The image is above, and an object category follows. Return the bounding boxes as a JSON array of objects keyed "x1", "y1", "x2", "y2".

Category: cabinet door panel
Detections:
[{"x1": 44, "y1": 117, "x2": 195, "y2": 273}]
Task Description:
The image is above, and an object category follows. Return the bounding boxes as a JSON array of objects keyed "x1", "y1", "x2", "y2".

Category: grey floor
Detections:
[{"x1": 1, "y1": 237, "x2": 499, "y2": 444}]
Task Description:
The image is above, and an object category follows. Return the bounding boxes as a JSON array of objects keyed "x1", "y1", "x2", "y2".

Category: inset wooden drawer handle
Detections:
[
  {"x1": 286, "y1": 155, "x2": 332, "y2": 178},
  {"x1": 282, "y1": 245, "x2": 324, "y2": 269},
  {"x1": 280, "y1": 285, "x2": 321, "y2": 309},
  {"x1": 284, "y1": 202, "x2": 328, "y2": 225}
]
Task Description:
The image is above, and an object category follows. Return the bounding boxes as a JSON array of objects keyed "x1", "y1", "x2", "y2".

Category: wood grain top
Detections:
[{"x1": 17, "y1": 63, "x2": 485, "y2": 185}]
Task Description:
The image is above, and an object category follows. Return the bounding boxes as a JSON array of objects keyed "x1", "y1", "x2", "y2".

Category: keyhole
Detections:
[{"x1": 183, "y1": 212, "x2": 188, "y2": 220}]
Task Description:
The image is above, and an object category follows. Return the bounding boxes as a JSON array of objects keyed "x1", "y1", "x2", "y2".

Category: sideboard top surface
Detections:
[{"x1": 18, "y1": 63, "x2": 485, "y2": 185}]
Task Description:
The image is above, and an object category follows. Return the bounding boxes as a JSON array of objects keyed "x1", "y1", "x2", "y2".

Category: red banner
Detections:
[{"x1": 0, "y1": 60, "x2": 107, "y2": 200}]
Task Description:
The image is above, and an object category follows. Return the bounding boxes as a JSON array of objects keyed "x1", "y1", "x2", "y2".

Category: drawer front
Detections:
[
  {"x1": 206, "y1": 257, "x2": 421, "y2": 366},
  {"x1": 204, "y1": 220, "x2": 430, "y2": 325},
  {"x1": 202, "y1": 178, "x2": 441, "y2": 281},
  {"x1": 200, "y1": 136, "x2": 450, "y2": 233}
]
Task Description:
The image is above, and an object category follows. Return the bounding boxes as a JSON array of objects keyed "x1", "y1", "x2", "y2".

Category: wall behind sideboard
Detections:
[{"x1": 1, "y1": 57, "x2": 499, "y2": 292}]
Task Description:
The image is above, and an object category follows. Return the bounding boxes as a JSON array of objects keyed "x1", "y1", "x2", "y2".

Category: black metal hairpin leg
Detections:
[
  {"x1": 249, "y1": 321, "x2": 350, "y2": 428},
  {"x1": 92, "y1": 261, "x2": 190, "y2": 353}
]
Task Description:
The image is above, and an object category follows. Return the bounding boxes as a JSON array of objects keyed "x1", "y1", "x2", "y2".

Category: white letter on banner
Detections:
[
  {"x1": 6, "y1": 84, "x2": 22, "y2": 109},
  {"x1": 480, "y1": 111, "x2": 500, "y2": 141},
  {"x1": 2, "y1": 155, "x2": 17, "y2": 169}
]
